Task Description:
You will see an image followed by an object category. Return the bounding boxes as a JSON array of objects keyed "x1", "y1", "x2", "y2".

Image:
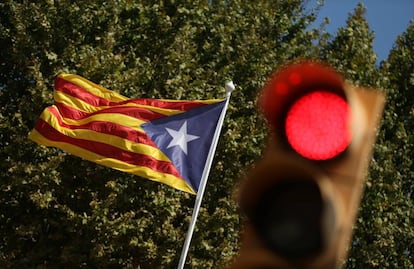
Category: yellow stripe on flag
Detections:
[
  {"x1": 53, "y1": 90, "x2": 203, "y2": 117},
  {"x1": 38, "y1": 108, "x2": 170, "y2": 162},
  {"x1": 29, "y1": 129, "x2": 195, "y2": 194},
  {"x1": 58, "y1": 74, "x2": 128, "y2": 102},
  {"x1": 47, "y1": 105, "x2": 147, "y2": 132}
]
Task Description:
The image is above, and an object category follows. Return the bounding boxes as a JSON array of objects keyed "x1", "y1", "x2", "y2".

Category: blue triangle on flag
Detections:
[{"x1": 141, "y1": 101, "x2": 226, "y2": 193}]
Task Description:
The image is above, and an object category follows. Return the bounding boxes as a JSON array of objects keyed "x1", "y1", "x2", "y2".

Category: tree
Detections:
[
  {"x1": 349, "y1": 21, "x2": 414, "y2": 269},
  {"x1": 319, "y1": 3, "x2": 380, "y2": 86},
  {"x1": 318, "y1": 4, "x2": 414, "y2": 268},
  {"x1": 317, "y1": 4, "x2": 413, "y2": 268},
  {"x1": 4, "y1": 1, "x2": 411, "y2": 268},
  {"x1": 0, "y1": 0, "x2": 319, "y2": 268}
]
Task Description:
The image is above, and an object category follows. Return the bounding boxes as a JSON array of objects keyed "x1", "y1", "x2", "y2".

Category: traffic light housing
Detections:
[{"x1": 228, "y1": 61, "x2": 385, "y2": 269}]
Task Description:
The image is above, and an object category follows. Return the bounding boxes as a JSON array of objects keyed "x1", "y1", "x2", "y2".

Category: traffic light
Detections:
[{"x1": 227, "y1": 61, "x2": 385, "y2": 269}]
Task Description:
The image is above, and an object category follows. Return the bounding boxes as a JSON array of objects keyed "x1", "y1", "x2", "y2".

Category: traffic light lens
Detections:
[
  {"x1": 285, "y1": 91, "x2": 352, "y2": 160},
  {"x1": 251, "y1": 180, "x2": 324, "y2": 259}
]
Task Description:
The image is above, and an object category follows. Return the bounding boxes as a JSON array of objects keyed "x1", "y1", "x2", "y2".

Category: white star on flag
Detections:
[{"x1": 166, "y1": 121, "x2": 200, "y2": 155}]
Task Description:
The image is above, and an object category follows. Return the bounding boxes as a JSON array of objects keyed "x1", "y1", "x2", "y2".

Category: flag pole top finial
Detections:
[{"x1": 225, "y1": 80, "x2": 235, "y2": 96}]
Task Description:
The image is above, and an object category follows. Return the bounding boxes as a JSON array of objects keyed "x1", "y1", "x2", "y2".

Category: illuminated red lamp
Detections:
[
  {"x1": 259, "y1": 61, "x2": 352, "y2": 160},
  {"x1": 285, "y1": 90, "x2": 352, "y2": 160}
]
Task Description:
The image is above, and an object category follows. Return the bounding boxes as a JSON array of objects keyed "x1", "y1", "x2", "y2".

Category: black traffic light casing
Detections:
[{"x1": 228, "y1": 61, "x2": 385, "y2": 269}]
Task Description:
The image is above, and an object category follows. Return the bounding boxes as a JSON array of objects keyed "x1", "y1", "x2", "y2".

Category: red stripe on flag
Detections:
[
  {"x1": 47, "y1": 106, "x2": 156, "y2": 146},
  {"x1": 54, "y1": 101, "x2": 166, "y2": 121},
  {"x1": 55, "y1": 76, "x2": 210, "y2": 110},
  {"x1": 126, "y1": 98, "x2": 212, "y2": 111},
  {"x1": 55, "y1": 76, "x2": 107, "y2": 107},
  {"x1": 34, "y1": 119, "x2": 182, "y2": 178}
]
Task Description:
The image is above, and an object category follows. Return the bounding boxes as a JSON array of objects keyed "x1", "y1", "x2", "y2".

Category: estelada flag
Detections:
[{"x1": 29, "y1": 74, "x2": 226, "y2": 194}]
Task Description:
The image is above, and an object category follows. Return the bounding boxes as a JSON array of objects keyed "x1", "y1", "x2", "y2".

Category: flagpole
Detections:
[{"x1": 177, "y1": 81, "x2": 235, "y2": 269}]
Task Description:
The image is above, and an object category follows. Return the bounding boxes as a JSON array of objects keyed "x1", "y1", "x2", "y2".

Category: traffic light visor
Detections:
[{"x1": 260, "y1": 61, "x2": 352, "y2": 160}]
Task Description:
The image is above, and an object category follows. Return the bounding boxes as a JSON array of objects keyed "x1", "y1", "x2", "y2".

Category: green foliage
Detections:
[
  {"x1": 318, "y1": 4, "x2": 414, "y2": 268},
  {"x1": 1, "y1": 0, "x2": 412, "y2": 268},
  {"x1": 319, "y1": 3, "x2": 381, "y2": 86},
  {"x1": 351, "y1": 21, "x2": 414, "y2": 269},
  {"x1": 0, "y1": 0, "x2": 317, "y2": 268}
]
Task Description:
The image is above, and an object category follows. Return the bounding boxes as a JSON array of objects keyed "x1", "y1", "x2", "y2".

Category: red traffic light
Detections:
[
  {"x1": 259, "y1": 61, "x2": 352, "y2": 160},
  {"x1": 285, "y1": 90, "x2": 352, "y2": 160},
  {"x1": 228, "y1": 61, "x2": 385, "y2": 269}
]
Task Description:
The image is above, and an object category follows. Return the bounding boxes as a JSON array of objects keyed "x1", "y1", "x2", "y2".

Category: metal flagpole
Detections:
[{"x1": 177, "y1": 81, "x2": 235, "y2": 269}]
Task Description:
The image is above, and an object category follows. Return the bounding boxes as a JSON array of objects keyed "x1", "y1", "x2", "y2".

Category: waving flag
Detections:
[{"x1": 29, "y1": 74, "x2": 227, "y2": 194}]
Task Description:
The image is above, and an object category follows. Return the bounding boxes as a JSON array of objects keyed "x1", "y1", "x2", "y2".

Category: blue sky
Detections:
[{"x1": 309, "y1": 1, "x2": 414, "y2": 62}]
